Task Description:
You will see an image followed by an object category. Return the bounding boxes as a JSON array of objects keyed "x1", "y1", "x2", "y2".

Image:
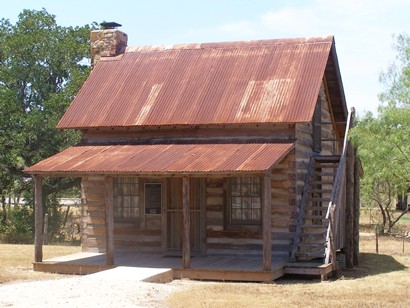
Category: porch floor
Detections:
[{"x1": 33, "y1": 251, "x2": 332, "y2": 282}]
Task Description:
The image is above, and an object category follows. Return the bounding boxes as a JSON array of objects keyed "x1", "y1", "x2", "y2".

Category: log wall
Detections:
[
  {"x1": 81, "y1": 176, "x2": 163, "y2": 253},
  {"x1": 81, "y1": 176, "x2": 107, "y2": 252},
  {"x1": 205, "y1": 151, "x2": 296, "y2": 259}
]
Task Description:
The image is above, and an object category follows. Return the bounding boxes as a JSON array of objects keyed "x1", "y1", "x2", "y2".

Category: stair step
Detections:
[
  {"x1": 303, "y1": 214, "x2": 327, "y2": 220},
  {"x1": 315, "y1": 162, "x2": 339, "y2": 167},
  {"x1": 313, "y1": 172, "x2": 336, "y2": 177},
  {"x1": 307, "y1": 199, "x2": 330, "y2": 204},
  {"x1": 307, "y1": 196, "x2": 330, "y2": 201},
  {"x1": 300, "y1": 232, "x2": 327, "y2": 238},
  {"x1": 305, "y1": 206, "x2": 329, "y2": 211},
  {"x1": 301, "y1": 223, "x2": 328, "y2": 228},
  {"x1": 314, "y1": 156, "x2": 340, "y2": 163},
  {"x1": 295, "y1": 252, "x2": 326, "y2": 258},
  {"x1": 311, "y1": 180, "x2": 335, "y2": 184},
  {"x1": 309, "y1": 189, "x2": 333, "y2": 193},
  {"x1": 297, "y1": 242, "x2": 326, "y2": 248}
]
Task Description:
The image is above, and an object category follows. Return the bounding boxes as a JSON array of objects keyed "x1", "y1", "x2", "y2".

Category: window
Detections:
[
  {"x1": 312, "y1": 97, "x2": 322, "y2": 152},
  {"x1": 113, "y1": 177, "x2": 140, "y2": 223},
  {"x1": 144, "y1": 183, "x2": 162, "y2": 214},
  {"x1": 230, "y1": 177, "x2": 262, "y2": 224}
]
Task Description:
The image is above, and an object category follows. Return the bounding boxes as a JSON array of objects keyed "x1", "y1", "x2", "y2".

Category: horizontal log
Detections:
[
  {"x1": 114, "y1": 239, "x2": 161, "y2": 248},
  {"x1": 206, "y1": 211, "x2": 223, "y2": 220},
  {"x1": 114, "y1": 227, "x2": 161, "y2": 236},
  {"x1": 207, "y1": 196, "x2": 224, "y2": 206},
  {"x1": 207, "y1": 229, "x2": 262, "y2": 239},
  {"x1": 206, "y1": 204, "x2": 223, "y2": 212},
  {"x1": 207, "y1": 237, "x2": 262, "y2": 245}
]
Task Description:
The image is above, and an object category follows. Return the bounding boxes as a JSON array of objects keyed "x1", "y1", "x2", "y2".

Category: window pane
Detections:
[
  {"x1": 113, "y1": 177, "x2": 139, "y2": 223},
  {"x1": 230, "y1": 177, "x2": 261, "y2": 223},
  {"x1": 251, "y1": 197, "x2": 261, "y2": 208}
]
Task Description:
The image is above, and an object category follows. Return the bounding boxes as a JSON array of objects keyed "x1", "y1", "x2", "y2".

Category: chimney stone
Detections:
[{"x1": 90, "y1": 29, "x2": 128, "y2": 67}]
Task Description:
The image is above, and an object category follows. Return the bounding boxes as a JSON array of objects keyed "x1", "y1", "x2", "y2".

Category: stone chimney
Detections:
[{"x1": 90, "y1": 22, "x2": 128, "y2": 67}]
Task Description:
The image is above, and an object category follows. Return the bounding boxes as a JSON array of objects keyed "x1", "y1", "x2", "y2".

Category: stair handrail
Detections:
[
  {"x1": 290, "y1": 156, "x2": 316, "y2": 262},
  {"x1": 324, "y1": 107, "x2": 355, "y2": 266}
]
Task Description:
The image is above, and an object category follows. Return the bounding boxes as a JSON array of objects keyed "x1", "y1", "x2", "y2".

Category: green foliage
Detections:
[
  {"x1": 0, "y1": 206, "x2": 34, "y2": 243},
  {"x1": 350, "y1": 33, "x2": 410, "y2": 234},
  {"x1": 0, "y1": 9, "x2": 95, "y2": 242}
]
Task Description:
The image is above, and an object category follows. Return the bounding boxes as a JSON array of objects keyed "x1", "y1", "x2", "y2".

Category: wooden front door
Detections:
[{"x1": 166, "y1": 178, "x2": 202, "y2": 253}]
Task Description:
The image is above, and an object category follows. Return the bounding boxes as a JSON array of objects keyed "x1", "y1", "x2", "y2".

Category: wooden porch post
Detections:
[
  {"x1": 105, "y1": 176, "x2": 114, "y2": 265},
  {"x1": 182, "y1": 177, "x2": 191, "y2": 268},
  {"x1": 263, "y1": 173, "x2": 272, "y2": 271},
  {"x1": 34, "y1": 175, "x2": 43, "y2": 262}
]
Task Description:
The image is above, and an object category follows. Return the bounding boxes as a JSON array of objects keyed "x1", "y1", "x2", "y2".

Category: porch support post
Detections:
[
  {"x1": 34, "y1": 175, "x2": 43, "y2": 262},
  {"x1": 182, "y1": 177, "x2": 191, "y2": 268},
  {"x1": 263, "y1": 173, "x2": 272, "y2": 271},
  {"x1": 105, "y1": 176, "x2": 114, "y2": 265}
]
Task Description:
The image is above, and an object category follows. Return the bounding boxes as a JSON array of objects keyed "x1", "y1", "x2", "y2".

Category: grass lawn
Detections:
[
  {"x1": 0, "y1": 244, "x2": 80, "y2": 284},
  {"x1": 166, "y1": 214, "x2": 410, "y2": 308},
  {"x1": 0, "y1": 212, "x2": 409, "y2": 307}
]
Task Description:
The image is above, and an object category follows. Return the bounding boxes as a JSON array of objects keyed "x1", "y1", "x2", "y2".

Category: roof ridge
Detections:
[{"x1": 125, "y1": 36, "x2": 333, "y2": 53}]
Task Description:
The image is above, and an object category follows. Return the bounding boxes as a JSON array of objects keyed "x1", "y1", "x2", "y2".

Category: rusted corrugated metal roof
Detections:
[
  {"x1": 25, "y1": 143, "x2": 294, "y2": 175},
  {"x1": 57, "y1": 37, "x2": 334, "y2": 129}
]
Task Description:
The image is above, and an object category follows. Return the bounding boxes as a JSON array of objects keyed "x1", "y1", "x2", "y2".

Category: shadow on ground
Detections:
[
  {"x1": 276, "y1": 253, "x2": 407, "y2": 284},
  {"x1": 338, "y1": 252, "x2": 407, "y2": 279}
]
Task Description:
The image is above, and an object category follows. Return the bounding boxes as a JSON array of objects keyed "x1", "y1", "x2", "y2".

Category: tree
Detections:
[
  {"x1": 350, "y1": 34, "x2": 410, "y2": 234},
  {"x1": 0, "y1": 9, "x2": 95, "y2": 241}
]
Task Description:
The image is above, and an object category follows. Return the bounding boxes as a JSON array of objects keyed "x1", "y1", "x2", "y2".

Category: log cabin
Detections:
[{"x1": 25, "y1": 25, "x2": 360, "y2": 282}]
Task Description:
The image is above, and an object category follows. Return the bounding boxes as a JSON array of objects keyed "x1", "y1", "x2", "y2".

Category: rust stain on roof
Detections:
[
  {"x1": 57, "y1": 37, "x2": 334, "y2": 129},
  {"x1": 25, "y1": 143, "x2": 294, "y2": 175}
]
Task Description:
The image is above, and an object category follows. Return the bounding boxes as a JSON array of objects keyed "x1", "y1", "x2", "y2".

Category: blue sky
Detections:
[{"x1": 3, "y1": 0, "x2": 410, "y2": 115}]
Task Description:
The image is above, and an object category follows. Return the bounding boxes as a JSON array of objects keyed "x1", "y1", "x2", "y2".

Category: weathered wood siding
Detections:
[
  {"x1": 113, "y1": 177, "x2": 163, "y2": 252},
  {"x1": 205, "y1": 150, "x2": 296, "y2": 259},
  {"x1": 271, "y1": 150, "x2": 297, "y2": 259},
  {"x1": 295, "y1": 84, "x2": 340, "y2": 202},
  {"x1": 81, "y1": 176, "x2": 106, "y2": 252},
  {"x1": 81, "y1": 124, "x2": 295, "y2": 144},
  {"x1": 81, "y1": 176, "x2": 163, "y2": 253}
]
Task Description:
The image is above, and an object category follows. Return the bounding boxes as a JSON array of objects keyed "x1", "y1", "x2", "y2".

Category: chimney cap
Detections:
[{"x1": 100, "y1": 21, "x2": 122, "y2": 29}]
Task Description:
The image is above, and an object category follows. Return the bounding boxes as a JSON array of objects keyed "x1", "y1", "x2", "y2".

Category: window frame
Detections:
[
  {"x1": 113, "y1": 177, "x2": 140, "y2": 224},
  {"x1": 227, "y1": 176, "x2": 262, "y2": 226}
]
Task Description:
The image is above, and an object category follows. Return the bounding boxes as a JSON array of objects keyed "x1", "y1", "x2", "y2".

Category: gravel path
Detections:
[{"x1": 0, "y1": 272, "x2": 191, "y2": 308}]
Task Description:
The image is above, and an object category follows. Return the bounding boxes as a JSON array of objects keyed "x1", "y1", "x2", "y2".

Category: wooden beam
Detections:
[
  {"x1": 34, "y1": 175, "x2": 43, "y2": 262},
  {"x1": 105, "y1": 176, "x2": 114, "y2": 265},
  {"x1": 263, "y1": 173, "x2": 272, "y2": 271},
  {"x1": 182, "y1": 177, "x2": 191, "y2": 268},
  {"x1": 345, "y1": 142, "x2": 354, "y2": 268},
  {"x1": 353, "y1": 153, "x2": 361, "y2": 266}
]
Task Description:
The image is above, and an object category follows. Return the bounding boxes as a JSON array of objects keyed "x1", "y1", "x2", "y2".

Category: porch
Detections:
[{"x1": 33, "y1": 251, "x2": 333, "y2": 282}]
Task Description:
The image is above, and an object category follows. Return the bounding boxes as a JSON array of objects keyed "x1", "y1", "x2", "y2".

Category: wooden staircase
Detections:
[{"x1": 291, "y1": 155, "x2": 341, "y2": 262}]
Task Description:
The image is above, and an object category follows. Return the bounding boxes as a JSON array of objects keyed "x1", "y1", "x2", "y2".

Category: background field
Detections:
[{"x1": 0, "y1": 212, "x2": 409, "y2": 307}]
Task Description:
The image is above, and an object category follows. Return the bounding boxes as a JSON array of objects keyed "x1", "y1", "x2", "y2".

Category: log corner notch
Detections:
[{"x1": 34, "y1": 175, "x2": 43, "y2": 262}]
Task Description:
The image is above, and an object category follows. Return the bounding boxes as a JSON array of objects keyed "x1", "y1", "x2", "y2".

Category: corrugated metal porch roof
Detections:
[
  {"x1": 25, "y1": 143, "x2": 294, "y2": 176},
  {"x1": 57, "y1": 37, "x2": 334, "y2": 129}
]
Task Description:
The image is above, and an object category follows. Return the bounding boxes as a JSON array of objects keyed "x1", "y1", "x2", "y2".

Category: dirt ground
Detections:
[{"x1": 0, "y1": 273, "x2": 194, "y2": 308}]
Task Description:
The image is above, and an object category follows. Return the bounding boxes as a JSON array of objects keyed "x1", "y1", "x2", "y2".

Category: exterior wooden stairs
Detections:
[
  {"x1": 286, "y1": 155, "x2": 341, "y2": 280},
  {"x1": 291, "y1": 155, "x2": 340, "y2": 262},
  {"x1": 289, "y1": 108, "x2": 356, "y2": 280}
]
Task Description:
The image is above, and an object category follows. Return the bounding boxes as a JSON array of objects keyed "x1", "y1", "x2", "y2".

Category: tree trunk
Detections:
[{"x1": 1, "y1": 195, "x2": 6, "y2": 224}]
